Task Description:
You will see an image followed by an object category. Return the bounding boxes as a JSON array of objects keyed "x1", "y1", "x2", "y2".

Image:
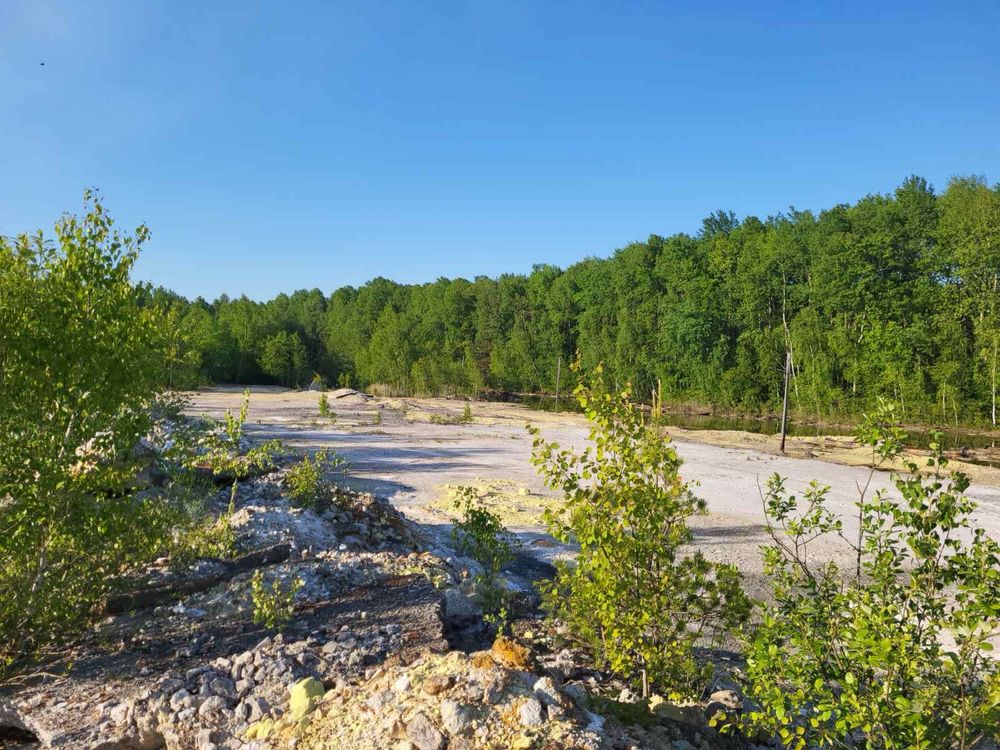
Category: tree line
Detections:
[{"x1": 145, "y1": 175, "x2": 1000, "y2": 425}]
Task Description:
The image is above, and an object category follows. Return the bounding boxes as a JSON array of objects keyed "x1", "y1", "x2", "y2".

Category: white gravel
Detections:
[{"x1": 186, "y1": 387, "x2": 1000, "y2": 598}]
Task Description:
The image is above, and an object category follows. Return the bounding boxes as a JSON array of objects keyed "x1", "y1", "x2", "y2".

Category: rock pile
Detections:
[
  {"x1": 1, "y1": 436, "x2": 770, "y2": 750},
  {"x1": 274, "y1": 639, "x2": 606, "y2": 750},
  {"x1": 0, "y1": 459, "x2": 451, "y2": 750},
  {"x1": 81, "y1": 625, "x2": 407, "y2": 749},
  {"x1": 251, "y1": 635, "x2": 770, "y2": 750}
]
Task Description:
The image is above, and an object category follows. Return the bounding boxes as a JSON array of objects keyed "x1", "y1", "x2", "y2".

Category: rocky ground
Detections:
[
  {"x1": 180, "y1": 387, "x2": 1000, "y2": 604},
  {"x1": 0, "y1": 407, "x2": 768, "y2": 750}
]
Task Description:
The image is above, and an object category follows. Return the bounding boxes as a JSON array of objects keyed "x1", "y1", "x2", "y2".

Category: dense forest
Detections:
[{"x1": 145, "y1": 175, "x2": 1000, "y2": 425}]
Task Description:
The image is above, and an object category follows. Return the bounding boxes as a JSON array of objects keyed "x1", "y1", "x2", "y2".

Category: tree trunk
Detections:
[
  {"x1": 992, "y1": 336, "x2": 997, "y2": 428},
  {"x1": 780, "y1": 352, "x2": 791, "y2": 454}
]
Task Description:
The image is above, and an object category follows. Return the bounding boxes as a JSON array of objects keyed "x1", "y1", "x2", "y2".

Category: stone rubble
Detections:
[{"x1": 1, "y1": 434, "x2": 773, "y2": 750}]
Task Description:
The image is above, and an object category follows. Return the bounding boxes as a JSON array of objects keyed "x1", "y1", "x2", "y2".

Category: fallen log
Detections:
[{"x1": 103, "y1": 543, "x2": 291, "y2": 615}]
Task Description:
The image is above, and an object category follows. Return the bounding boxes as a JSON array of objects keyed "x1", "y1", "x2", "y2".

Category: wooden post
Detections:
[
  {"x1": 780, "y1": 350, "x2": 790, "y2": 454},
  {"x1": 555, "y1": 356, "x2": 562, "y2": 404}
]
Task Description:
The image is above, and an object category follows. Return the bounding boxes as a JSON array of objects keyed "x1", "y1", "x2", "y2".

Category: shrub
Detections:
[
  {"x1": 737, "y1": 401, "x2": 1000, "y2": 749},
  {"x1": 451, "y1": 486, "x2": 518, "y2": 631},
  {"x1": 528, "y1": 363, "x2": 750, "y2": 699},
  {"x1": 188, "y1": 390, "x2": 281, "y2": 480},
  {"x1": 285, "y1": 449, "x2": 345, "y2": 509},
  {"x1": 0, "y1": 193, "x2": 178, "y2": 675},
  {"x1": 430, "y1": 403, "x2": 473, "y2": 425},
  {"x1": 250, "y1": 570, "x2": 303, "y2": 630},
  {"x1": 318, "y1": 392, "x2": 337, "y2": 423},
  {"x1": 169, "y1": 480, "x2": 239, "y2": 569}
]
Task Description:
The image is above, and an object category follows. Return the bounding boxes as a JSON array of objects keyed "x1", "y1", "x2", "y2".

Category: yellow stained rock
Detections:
[
  {"x1": 470, "y1": 651, "x2": 495, "y2": 671},
  {"x1": 290, "y1": 676, "x2": 327, "y2": 721},
  {"x1": 489, "y1": 636, "x2": 532, "y2": 670},
  {"x1": 244, "y1": 718, "x2": 275, "y2": 740}
]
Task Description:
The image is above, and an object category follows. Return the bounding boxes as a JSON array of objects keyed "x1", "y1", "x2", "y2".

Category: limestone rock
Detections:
[
  {"x1": 441, "y1": 588, "x2": 481, "y2": 624},
  {"x1": 518, "y1": 697, "x2": 544, "y2": 727},
  {"x1": 422, "y1": 674, "x2": 453, "y2": 696},
  {"x1": 439, "y1": 699, "x2": 472, "y2": 735},
  {"x1": 406, "y1": 711, "x2": 445, "y2": 750},
  {"x1": 532, "y1": 675, "x2": 562, "y2": 706}
]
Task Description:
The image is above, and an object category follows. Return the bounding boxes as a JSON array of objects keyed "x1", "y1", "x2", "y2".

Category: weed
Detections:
[
  {"x1": 451, "y1": 486, "x2": 518, "y2": 633},
  {"x1": 285, "y1": 449, "x2": 346, "y2": 510},
  {"x1": 250, "y1": 570, "x2": 303, "y2": 630}
]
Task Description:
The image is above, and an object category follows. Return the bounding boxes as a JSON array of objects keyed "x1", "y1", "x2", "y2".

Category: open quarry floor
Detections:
[{"x1": 185, "y1": 387, "x2": 1000, "y2": 601}]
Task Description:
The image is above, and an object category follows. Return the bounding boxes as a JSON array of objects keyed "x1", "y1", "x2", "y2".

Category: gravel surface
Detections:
[{"x1": 185, "y1": 387, "x2": 1000, "y2": 601}]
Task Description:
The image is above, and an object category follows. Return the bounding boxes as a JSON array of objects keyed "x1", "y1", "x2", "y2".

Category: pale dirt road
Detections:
[{"x1": 184, "y1": 387, "x2": 1000, "y2": 598}]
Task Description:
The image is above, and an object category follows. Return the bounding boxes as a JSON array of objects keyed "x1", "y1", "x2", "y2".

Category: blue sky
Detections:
[{"x1": 2, "y1": 1, "x2": 998, "y2": 300}]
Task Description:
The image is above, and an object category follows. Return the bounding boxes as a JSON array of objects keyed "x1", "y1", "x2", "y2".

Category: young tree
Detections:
[
  {"x1": 0, "y1": 193, "x2": 179, "y2": 671},
  {"x1": 529, "y1": 364, "x2": 749, "y2": 699},
  {"x1": 739, "y1": 403, "x2": 1000, "y2": 749}
]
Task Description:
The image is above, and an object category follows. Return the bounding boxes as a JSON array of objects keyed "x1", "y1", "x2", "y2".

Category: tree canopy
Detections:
[{"x1": 145, "y1": 175, "x2": 1000, "y2": 425}]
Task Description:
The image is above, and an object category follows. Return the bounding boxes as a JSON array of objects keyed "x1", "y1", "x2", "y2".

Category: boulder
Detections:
[
  {"x1": 441, "y1": 588, "x2": 481, "y2": 625},
  {"x1": 288, "y1": 677, "x2": 325, "y2": 721}
]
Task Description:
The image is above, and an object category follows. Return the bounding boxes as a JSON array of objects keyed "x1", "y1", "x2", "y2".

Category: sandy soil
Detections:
[{"x1": 184, "y1": 387, "x2": 1000, "y2": 599}]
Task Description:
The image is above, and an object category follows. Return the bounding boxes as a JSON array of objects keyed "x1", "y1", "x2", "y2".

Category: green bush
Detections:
[
  {"x1": 250, "y1": 570, "x2": 303, "y2": 630},
  {"x1": 737, "y1": 402, "x2": 1000, "y2": 749},
  {"x1": 185, "y1": 389, "x2": 281, "y2": 480},
  {"x1": 529, "y1": 363, "x2": 750, "y2": 699},
  {"x1": 451, "y1": 486, "x2": 518, "y2": 631},
  {"x1": 318, "y1": 392, "x2": 337, "y2": 423},
  {"x1": 285, "y1": 449, "x2": 345, "y2": 510},
  {"x1": 168, "y1": 480, "x2": 239, "y2": 569},
  {"x1": 429, "y1": 403, "x2": 473, "y2": 425},
  {"x1": 0, "y1": 193, "x2": 177, "y2": 674}
]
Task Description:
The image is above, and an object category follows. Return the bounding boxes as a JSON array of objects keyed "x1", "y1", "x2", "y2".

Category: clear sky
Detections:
[{"x1": 2, "y1": 1, "x2": 998, "y2": 300}]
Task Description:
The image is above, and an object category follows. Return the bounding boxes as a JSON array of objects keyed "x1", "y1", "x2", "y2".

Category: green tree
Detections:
[
  {"x1": 356, "y1": 306, "x2": 413, "y2": 392},
  {"x1": 529, "y1": 364, "x2": 750, "y2": 699},
  {"x1": 0, "y1": 193, "x2": 178, "y2": 671},
  {"x1": 739, "y1": 403, "x2": 1000, "y2": 749},
  {"x1": 146, "y1": 174, "x2": 1000, "y2": 426},
  {"x1": 259, "y1": 330, "x2": 309, "y2": 387},
  {"x1": 939, "y1": 176, "x2": 1000, "y2": 424}
]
